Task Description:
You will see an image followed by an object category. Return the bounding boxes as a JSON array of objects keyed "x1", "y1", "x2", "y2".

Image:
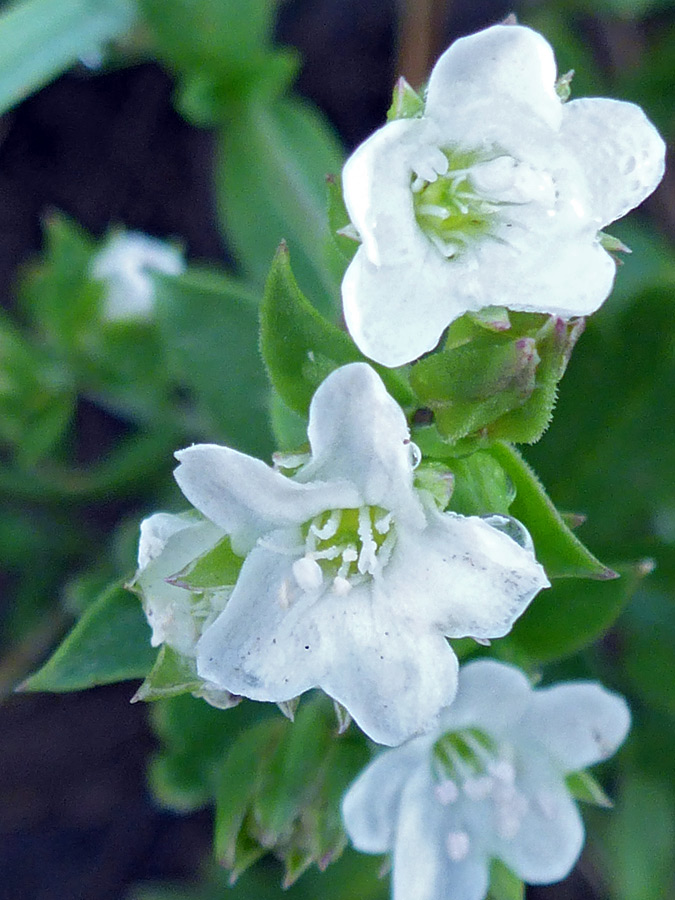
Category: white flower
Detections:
[
  {"x1": 342, "y1": 660, "x2": 631, "y2": 900},
  {"x1": 91, "y1": 231, "x2": 185, "y2": 321},
  {"x1": 172, "y1": 363, "x2": 549, "y2": 746},
  {"x1": 341, "y1": 24, "x2": 666, "y2": 367}
]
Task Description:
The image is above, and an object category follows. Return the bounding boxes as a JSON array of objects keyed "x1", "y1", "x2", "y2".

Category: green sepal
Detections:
[
  {"x1": 169, "y1": 534, "x2": 244, "y2": 591},
  {"x1": 490, "y1": 442, "x2": 613, "y2": 580},
  {"x1": 259, "y1": 244, "x2": 415, "y2": 417},
  {"x1": 20, "y1": 581, "x2": 154, "y2": 692},
  {"x1": 507, "y1": 560, "x2": 652, "y2": 664},
  {"x1": 566, "y1": 770, "x2": 613, "y2": 808},
  {"x1": 386, "y1": 75, "x2": 424, "y2": 120},
  {"x1": 410, "y1": 313, "x2": 584, "y2": 447},
  {"x1": 488, "y1": 859, "x2": 524, "y2": 900},
  {"x1": 326, "y1": 174, "x2": 359, "y2": 264},
  {"x1": 132, "y1": 645, "x2": 203, "y2": 703},
  {"x1": 413, "y1": 461, "x2": 455, "y2": 510}
]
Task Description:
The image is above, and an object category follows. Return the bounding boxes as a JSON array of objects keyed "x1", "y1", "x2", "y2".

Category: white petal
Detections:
[
  {"x1": 174, "y1": 444, "x2": 360, "y2": 553},
  {"x1": 196, "y1": 538, "x2": 326, "y2": 701},
  {"x1": 384, "y1": 511, "x2": 549, "y2": 640},
  {"x1": 342, "y1": 117, "x2": 437, "y2": 266},
  {"x1": 490, "y1": 235, "x2": 617, "y2": 318},
  {"x1": 523, "y1": 682, "x2": 631, "y2": 772},
  {"x1": 425, "y1": 25, "x2": 562, "y2": 132},
  {"x1": 316, "y1": 586, "x2": 459, "y2": 746},
  {"x1": 493, "y1": 749, "x2": 584, "y2": 884},
  {"x1": 440, "y1": 660, "x2": 533, "y2": 738},
  {"x1": 392, "y1": 767, "x2": 490, "y2": 900},
  {"x1": 342, "y1": 739, "x2": 430, "y2": 853},
  {"x1": 300, "y1": 364, "x2": 423, "y2": 521},
  {"x1": 560, "y1": 97, "x2": 666, "y2": 226},
  {"x1": 133, "y1": 515, "x2": 225, "y2": 655},
  {"x1": 341, "y1": 246, "x2": 471, "y2": 367}
]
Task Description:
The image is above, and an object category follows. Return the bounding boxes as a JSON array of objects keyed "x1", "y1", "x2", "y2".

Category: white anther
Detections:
[
  {"x1": 332, "y1": 576, "x2": 352, "y2": 596},
  {"x1": 374, "y1": 512, "x2": 392, "y2": 534},
  {"x1": 292, "y1": 557, "x2": 324, "y2": 592},
  {"x1": 357, "y1": 507, "x2": 378, "y2": 575},
  {"x1": 311, "y1": 509, "x2": 341, "y2": 541},
  {"x1": 434, "y1": 779, "x2": 459, "y2": 805},
  {"x1": 446, "y1": 831, "x2": 471, "y2": 862},
  {"x1": 428, "y1": 232, "x2": 460, "y2": 258},
  {"x1": 489, "y1": 759, "x2": 516, "y2": 786}
]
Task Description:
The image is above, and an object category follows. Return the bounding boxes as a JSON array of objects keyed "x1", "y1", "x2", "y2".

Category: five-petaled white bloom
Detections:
[
  {"x1": 341, "y1": 24, "x2": 666, "y2": 366},
  {"x1": 342, "y1": 660, "x2": 630, "y2": 900},
  {"x1": 173, "y1": 363, "x2": 549, "y2": 746},
  {"x1": 91, "y1": 231, "x2": 185, "y2": 321}
]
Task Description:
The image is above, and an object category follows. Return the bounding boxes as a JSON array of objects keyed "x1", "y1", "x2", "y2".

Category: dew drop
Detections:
[{"x1": 408, "y1": 441, "x2": 422, "y2": 469}]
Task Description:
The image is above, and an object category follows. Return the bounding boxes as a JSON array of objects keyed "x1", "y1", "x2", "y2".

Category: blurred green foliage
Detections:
[{"x1": 0, "y1": 0, "x2": 674, "y2": 899}]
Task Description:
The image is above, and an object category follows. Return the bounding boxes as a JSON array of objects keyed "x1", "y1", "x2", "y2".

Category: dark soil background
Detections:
[{"x1": 0, "y1": 1, "x2": 669, "y2": 898}]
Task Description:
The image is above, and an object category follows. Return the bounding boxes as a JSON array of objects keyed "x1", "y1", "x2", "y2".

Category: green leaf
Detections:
[
  {"x1": 215, "y1": 718, "x2": 284, "y2": 868},
  {"x1": 489, "y1": 442, "x2": 613, "y2": 580},
  {"x1": 487, "y1": 859, "x2": 524, "y2": 900},
  {"x1": 0, "y1": 0, "x2": 136, "y2": 115},
  {"x1": 169, "y1": 534, "x2": 244, "y2": 591},
  {"x1": 21, "y1": 581, "x2": 154, "y2": 692},
  {"x1": 154, "y1": 267, "x2": 273, "y2": 457},
  {"x1": 253, "y1": 694, "x2": 335, "y2": 845},
  {"x1": 215, "y1": 96, "x2": 345, "y2": 318},
  {"x1": 260, "y1": 244, "x2": 414, "y2": 418},
  {"x1": 566, "y1": 770, "x2": 613, "y2": 808},
  {"x1": 132, "y1": 645, "x2": 203, "y2": 703},
  {"x1": 506, "y1": 560, "x2": 652, "y2": 664}
]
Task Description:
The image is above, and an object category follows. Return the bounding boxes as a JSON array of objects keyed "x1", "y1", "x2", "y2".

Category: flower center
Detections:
[
  {"x1": 432, "y1": 727, "x2": 531, "y2": 843},
  {"x1": 293, "y1": 506, "x2": 396, "y2": 595},
  {"x1": 411, "y1": 147, "x2": 547, "y2": 259}
]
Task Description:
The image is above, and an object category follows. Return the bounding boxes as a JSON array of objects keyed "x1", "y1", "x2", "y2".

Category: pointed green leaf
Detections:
[
  {"x1": 566, "y1": 770, "x2": 614, "y2": 808},
  {"x1": 507, "y1": 560, "x2": 652, "y2": 663},
  {"x1": 132, "y1": 645, "x2": 202, "y2": 703},
  {"x1": 490, "y1": 442, "x2": 613, "y2": 580},
  {"x1": 260, "y1": 244, "x2": 414, "y2": 417},
  {"x1": 170, "y1": 535, "x2": 244, "y2": 591},
  {"x1": 21, "y1": 581, "x2": 154, "y2": 692}
]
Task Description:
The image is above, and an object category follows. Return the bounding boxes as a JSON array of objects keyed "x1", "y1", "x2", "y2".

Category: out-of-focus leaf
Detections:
[
  {"x1": 260, "y1": 245, "x2": 414, "y2": 418},
  {"x1": 600, "y1": 773, "x2": 675, "y2": 900},
  {"x1": 445, "y1": 450, "x2": 515, "y2": 516},
  {"x1": 20, "y1": 581, "x2": 154, "y2": 692},
  {"x1": 490, "y1": 442, "x2": 613, "y2": 580},
  {"x1": 215, "y1": 97, "x2": 345, "y2": 318},
  {"x1": 0, "y1": 0, "x2": 136, "y2": 114},
  {"x1": 506, "y1": 560, "x2": 652, "y2": 664},
  {"x1": 154, "y1": 267, "x2": 273, "y2": 457}
]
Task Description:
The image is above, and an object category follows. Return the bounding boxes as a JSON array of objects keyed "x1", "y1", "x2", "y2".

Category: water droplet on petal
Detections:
[
  {"x1": 482, "y1": 514, "x2": 534, "y2": 553},
  {"x1": 408, "y1": 441, "x2": 422, "y2": 469}
]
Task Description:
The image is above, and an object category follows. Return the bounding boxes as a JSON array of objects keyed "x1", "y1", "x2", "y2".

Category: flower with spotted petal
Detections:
[
  {"x1": 342, "y1": 660, "x2": 630, "y2": 900},
  {"x1": 173, "y1": 363, "x2": 549, "y2": 746},
  {"x1": 341, "y1": 24, "x2": 666, "y2": 367}
]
